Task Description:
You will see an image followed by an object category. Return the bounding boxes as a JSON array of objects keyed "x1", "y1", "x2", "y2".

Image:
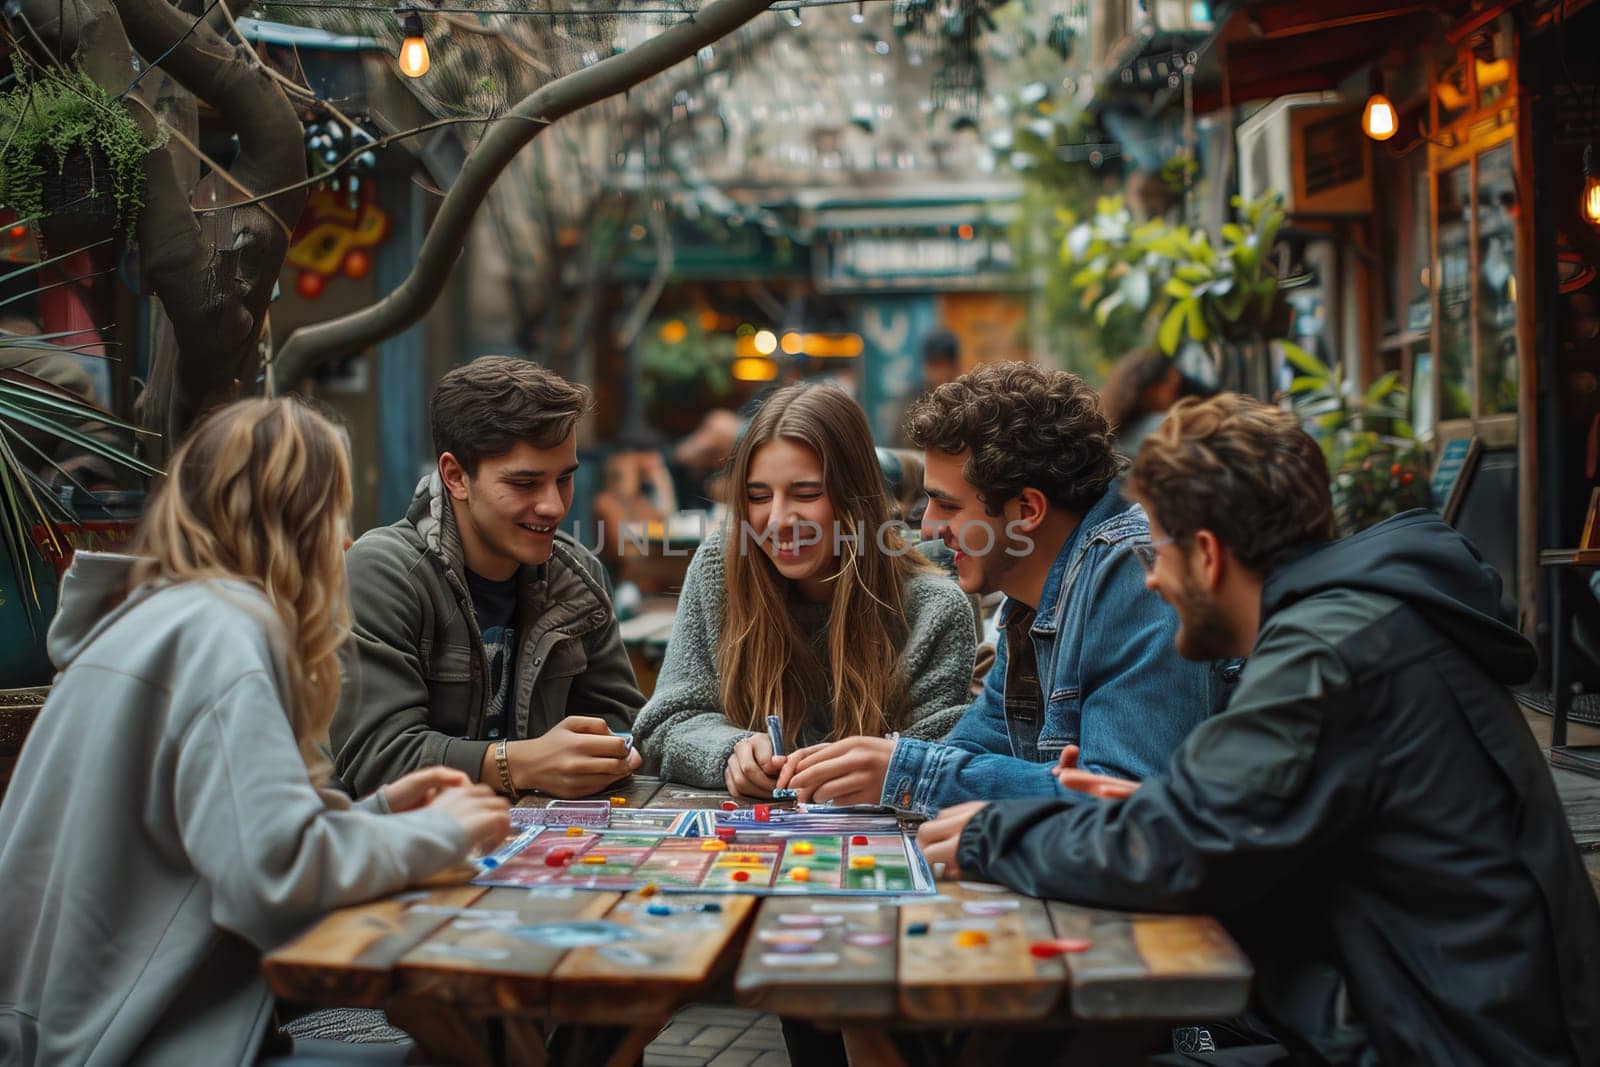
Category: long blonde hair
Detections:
[
  {"x1": 131, "y1": 399, "x2": 353, "y2": 782},
  {"x1": 719, "y1": 384, "x2": 931, "y2": 748}
]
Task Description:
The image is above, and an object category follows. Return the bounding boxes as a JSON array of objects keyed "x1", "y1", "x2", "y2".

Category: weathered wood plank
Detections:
[
  {"x1": 395, "y1": 887, "x2": 622, "y2": 1013},
  {"x1": 1050, "y1": 903, "x2": 1251, "y2": 1021},
  {"x1": 515, "y1": 775, "x2": 665, "y2": 810},
  {"x1": 897, "y1": 884, "x2": 1066, "y2": 1023},
  {"x1": 263, "y1": 885, "x2": 487, "y2": 1006},
  {"x1": 549, "y1": 890, "x2": 757, "y2": 1022},
  {"x1": 733, "y1": 896, "x2": 899, "y2": 1019}
]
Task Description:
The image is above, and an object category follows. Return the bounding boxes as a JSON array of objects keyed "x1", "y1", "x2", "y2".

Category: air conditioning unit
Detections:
[{"x1": 1237, "y1": 93, "x2": 1374, "y2": 216}]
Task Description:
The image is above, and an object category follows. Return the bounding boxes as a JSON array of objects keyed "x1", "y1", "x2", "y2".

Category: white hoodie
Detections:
[{"x1": 0, "y1": 553, "x2": 468, "y2": 1065}]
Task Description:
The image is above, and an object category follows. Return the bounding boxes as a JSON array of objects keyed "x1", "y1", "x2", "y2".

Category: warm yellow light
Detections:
[
  {"x1": 732, "y1": 357, "x2": 779, "y2": 382},
  {"x1": 698, "y1": 309, "x2": 720, "y2": 331},
  {"x1": 780, "y1": 331, "x2": 804, "y2": 355},
  {"x1": 806, "y1": 332, "x2": 865, "y2": 358},
  {"x1": 1584, "y1": 177, "x2": 1600, "y2": 228},
  {"x1": 659, "y1": 319, "x2": 688, "y2": 344},
  {"x1": 753, "y1": 329, "x2": 778, "y2": 355},
  {"x1": 398, "y1": 34, "x2": 430, "y2": 78},
  {"x1": 1362, "y1": 93, "x2": 1397, "y2": 141}
]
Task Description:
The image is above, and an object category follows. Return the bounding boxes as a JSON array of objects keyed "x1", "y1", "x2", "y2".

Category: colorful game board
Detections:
[{"x1": 476, "y1": 828, "x2": 935, "y2": 896}]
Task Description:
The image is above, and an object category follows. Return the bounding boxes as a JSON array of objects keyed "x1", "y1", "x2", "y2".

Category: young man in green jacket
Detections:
[
  {"x1": 332, "y1": 356, "x2": 644, "y2": 799},
  {"x1": 921, "y1": 394, "x2": 1600, "y2": 1065}
]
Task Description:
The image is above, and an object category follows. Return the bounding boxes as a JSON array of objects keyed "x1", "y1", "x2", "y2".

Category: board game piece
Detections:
[
  {"x1": 754, "y1": 805, "x2": 770, "y2": 822},
  {"x1": 792, "y1": 841, "x2": 815, "y2": 855},
  {"x1": 609, "y1": 796, "x2": 627, "y2": 806},
  {"x1": 956, "y1": 930, "x2": 989, "y2": 947},
  {"x1": 700, "y1": 839, "x2": 727, "y2": 851},
  {"x1": 700, "y1": 902, "x2": 722, "y2": 912},
  {"x1": 715, "y1": 827, "x2": 737, "y2": 841},
  {"x1": 789, "y1": 867, "x2": 810, "y2": 882},
  {"x1": 647, "y1": 904, "x2": 673, "y2": 917},
  {"x1": 639, "y1": 883, "x2": 660, "y2": 898},
  {"x1": 732, "y1": 870, "x2": 751, "y2": 883},
  {"x1": 1028, "y1": 937, "x2": 1092, "y2": 959},
  {"x1": 771, "y1": 788, "x2": 798, "y2": 801},
  {"x1": 611, "y1": 729, "x2": 634, "y2": 755},
  {"x1": 580, "y1": 854, "x2": 608, "y2": 864},
  {"x1": 545, "y1": 848, "x2": 574, "y2": 867},
  {"x1": 564, "y1": 826, "x2": 585, "y2": 837},
  {"x1": 721, "y1": 800, "x2": 738, "y2": 811},
  {"x1": 846, "y1": 932, "x2": 893, "y2": 947},
  {"x1": 906, "y1": 922, "x2": 929, "y2": 936},
  {"x1": 851, "y1": 835, "x2": 869, "y2": 846},
  {"x1": 850, "y1": 855, "x2": 875, "y2": 870}
]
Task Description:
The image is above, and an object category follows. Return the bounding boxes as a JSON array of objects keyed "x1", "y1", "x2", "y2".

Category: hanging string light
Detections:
[
  {"x1": 1362, "y1": 67, "x2": 1397, "y2": 141},
  {"x1": 396, "y1": 5, "x2": 430, "y2": 77}
]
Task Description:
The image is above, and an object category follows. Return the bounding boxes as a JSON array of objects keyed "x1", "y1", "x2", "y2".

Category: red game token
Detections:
[
  {"x1": 1028, "y1": 938, "x2": 1093, "y2": 958},
  {"x1": 732, "y1": 870, "x2": 750, "y2": 882},
  {"x1": 721, "y1": 800, "x2": 738, "y2": 811},
  {"x1": 544, "y1": 848, "x2": 574, "y2": 867},
  {"x1": 754, "y1": 805, "x2": 770, "y2": 822},
  {"x1": 850, "y1": 835, "x2": 869, "y2": 846},
  {"x1": 716, "y1": 826, "x2": 737, "y2": 840}
]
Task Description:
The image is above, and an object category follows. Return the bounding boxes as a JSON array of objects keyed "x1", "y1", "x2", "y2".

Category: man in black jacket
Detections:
[{"x1": 920, "y1": 394, "x2": 1600, "y2": 1065}]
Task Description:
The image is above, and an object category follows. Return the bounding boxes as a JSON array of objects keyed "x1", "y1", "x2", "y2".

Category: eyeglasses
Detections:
[{"x1": 1131, "y1": 536, "x2": 1175, "y2": 573}]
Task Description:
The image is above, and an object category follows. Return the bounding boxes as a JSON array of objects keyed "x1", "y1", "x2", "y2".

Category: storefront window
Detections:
[
  {"x1": 1476, "y1": 144, "x2": 1518, "y2": 414},
  {"x1": 1437, "y1": 164, "x2": 1473, "y2": 420}
]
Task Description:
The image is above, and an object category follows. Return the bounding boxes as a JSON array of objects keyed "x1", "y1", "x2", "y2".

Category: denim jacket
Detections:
[{"x1": 880, "y1": 486, "x2": 1235, "y2": 814}]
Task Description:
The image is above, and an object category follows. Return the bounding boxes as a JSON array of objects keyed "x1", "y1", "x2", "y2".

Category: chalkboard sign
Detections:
[{"x1": 1431, "y1": 436, "x2": 1481, "y2": 526}]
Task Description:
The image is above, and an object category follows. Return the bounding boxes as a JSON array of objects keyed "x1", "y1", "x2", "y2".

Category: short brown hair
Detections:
[
  {"x1": 430, "y1": 356, "x2": 594, "y2": 473},
  {"x1": 1128, "y1": 393, "x2": 1335, "y2": 571},
  {"x1": 904, "y1": 360, "x2": 1122, "y2": 515}
]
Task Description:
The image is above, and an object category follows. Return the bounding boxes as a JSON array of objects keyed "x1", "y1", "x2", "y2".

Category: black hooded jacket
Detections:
[{"x1": 959, "y1": 510, "x2": 1600, "y2": 1065}]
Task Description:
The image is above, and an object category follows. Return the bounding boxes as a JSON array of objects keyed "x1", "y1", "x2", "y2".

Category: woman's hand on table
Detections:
[
  {"x1": 775, "y1": 737, "x2": 894, "y2": 805},
  {"x1": 726, "y1": 733, "x2": 785, "y2": 798},
  {"x1": 916, "y1": 800, "x2": 989, "y2": 881}
]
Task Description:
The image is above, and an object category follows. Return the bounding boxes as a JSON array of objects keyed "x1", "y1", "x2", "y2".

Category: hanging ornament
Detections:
[
  {"x1": 343, "y1": 248, "x2": 372, "y2": 279},
  {"x1": 295, "y1": 271, "x2": 326, "y2": 299}
]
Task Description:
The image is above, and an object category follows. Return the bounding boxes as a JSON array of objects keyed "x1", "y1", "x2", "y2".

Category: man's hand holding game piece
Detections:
[
  {"x1": 776, "y1": 736, "x2": 894, "y2": 805},
  {"x1": 382, "y1": 766, "x2": 472, "y2": 812},
  {"x1": 916, "y1": 800, "x2": 989, "y2": 881},
  {"x1": 726, "y1": 732, "x2": 785, "y2": 799},
  {"x1": 501, "y1": 715, "x2": 637, "y2": 798},
  {"x1": 428, "y1": 783, "x2": 513, "y2": 851},
  {"x1": 1052, "y1": 744, "x2": 1140, "y2": 799}
]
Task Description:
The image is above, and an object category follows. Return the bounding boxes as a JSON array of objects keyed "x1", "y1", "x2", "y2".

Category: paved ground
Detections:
[{"x1": 642, "y1": 1006, "x2": 787, "y2": 1067}]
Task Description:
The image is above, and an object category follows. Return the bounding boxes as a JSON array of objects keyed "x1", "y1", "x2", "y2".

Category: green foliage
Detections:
[
  {"x1": 1060, "y1": 191, "x2": 1287, "y2": 357},
  {"x1": 635, "y1": 317, "x2": 734, "y2": 430},
  {"x1": 1284, "y1": 341, "x2": 1431, "y2": 536},
  {"x1": 0, "y1": 68, "x2": 162, "y2": 233},
  {"x1": 0, "y1": 334, "x2": 161, "y2": 620}
]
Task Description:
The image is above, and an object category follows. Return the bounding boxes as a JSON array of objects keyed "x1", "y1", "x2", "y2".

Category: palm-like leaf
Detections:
[{"x1": 0, "y1": 338, "x2": 160, "y2": 624}]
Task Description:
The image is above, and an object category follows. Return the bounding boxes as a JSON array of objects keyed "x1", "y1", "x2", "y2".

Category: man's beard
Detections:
[{"x1": 1172, "y1": 576, "x2": 1238, "y2": 661}]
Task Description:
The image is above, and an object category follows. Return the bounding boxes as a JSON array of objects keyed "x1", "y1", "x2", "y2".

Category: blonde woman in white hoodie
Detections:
[{"x1": 0, "y1": 398, "x2": 510, "y2": 1066}]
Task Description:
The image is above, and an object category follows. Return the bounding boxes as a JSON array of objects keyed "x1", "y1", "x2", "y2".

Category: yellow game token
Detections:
[
  {"x1": 792, "y1": 841, "x2": 815, "y2": 856},
  {"x1": 639, "y1": 883, "x2": 660, "y2": 898},
  {"x1": 849, "y1": 855, "x2": 875, "y2": 870},
  {"x1": 789, "y1": 867, "x2": 811, "y2": 882},
  {"x1": 956, "y1": 930, "x2": 989, "y2": 947},
  {"x1": 581, "y1": 854, "x2": 607, "y2": 864},
  {"x1": 609, "y1": 796, "x2": 627, "y2": 806},
  {"x1": 564, "y1": 826, "x2": 585, "y2": 837},
  {"x1": 700, "y1": 839, "x2": 727, "y2": 851}
]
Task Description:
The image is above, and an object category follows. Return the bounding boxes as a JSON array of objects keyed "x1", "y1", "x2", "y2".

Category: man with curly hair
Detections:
[{"x1": 777, "y1": 361, "x2": 1231, "y2": 812}]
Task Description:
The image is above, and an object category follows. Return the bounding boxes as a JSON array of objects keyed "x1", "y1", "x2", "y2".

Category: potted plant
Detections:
[
  {"x1": 1, "y1": 337, "x2": 160, "y2": 686},
  {"x1": 0, "y1": 67, "x2": 161, "y2": 251},
  {"x1": 1284, "y1": 341, "x2": 1431, "y2": 536}
]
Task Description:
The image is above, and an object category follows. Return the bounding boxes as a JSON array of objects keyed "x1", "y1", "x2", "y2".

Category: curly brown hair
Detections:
[
  {"x1": 430, "y1": 356, "x2": 594, "y2": 474},
  {"x1": 1127, "y1": 393, "x2": 1335, "y2": 571},
  {"x1": 904, "y1": 360, "x2": 1123, "y2": 515}
]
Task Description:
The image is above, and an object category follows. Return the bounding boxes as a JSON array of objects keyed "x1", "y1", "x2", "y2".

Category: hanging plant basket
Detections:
[{"x1": 37, "y1": 144, "x2": 122, "y2": 256}]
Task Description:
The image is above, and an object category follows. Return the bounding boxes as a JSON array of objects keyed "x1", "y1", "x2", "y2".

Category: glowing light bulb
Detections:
[
  {"x1": 1362, "y1": 92, "x2": 1397, "y2": 141},
  {"x1": 397, "y1": 11, "x2": 429, "y2": 78},
  {"x1": 1584, "y1": 146, "x2": 1600, "y2": 229}
]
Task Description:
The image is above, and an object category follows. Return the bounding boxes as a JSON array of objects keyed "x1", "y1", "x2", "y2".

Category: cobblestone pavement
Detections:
[{"x1": 643, "y1": 1005, "x2": 788, "y2": 1067}]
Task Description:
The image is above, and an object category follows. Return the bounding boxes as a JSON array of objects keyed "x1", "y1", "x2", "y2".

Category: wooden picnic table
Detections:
[{"x1": 264, "y1": 776, "x2": 1252, "y2": 1066}]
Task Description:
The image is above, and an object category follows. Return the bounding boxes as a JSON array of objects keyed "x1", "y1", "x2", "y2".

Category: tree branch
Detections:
[{"x1": 274, "y1": 0, "x2": 777, "y2": 384}]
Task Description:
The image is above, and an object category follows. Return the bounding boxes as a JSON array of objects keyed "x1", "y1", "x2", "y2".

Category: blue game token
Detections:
[
  {"x1": 699, "y1": 902, "x2": 723, "y2": 913},
  {"x1": 647, "y1": 903, "x2": 673, "y2": 916},
  {"x1": 906, "y1": 922, "x2": 930, "y2": 936}
]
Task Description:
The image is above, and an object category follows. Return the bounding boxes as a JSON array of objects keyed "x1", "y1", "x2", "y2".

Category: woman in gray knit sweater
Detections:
[{"x1": 634, "y1": 384, "x2": 976, "y2": 795}]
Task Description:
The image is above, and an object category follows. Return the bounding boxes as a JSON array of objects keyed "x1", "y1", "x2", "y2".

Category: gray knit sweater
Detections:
[{"x1": 634, "y1": 537, "x2": 978, "y2": 788}]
